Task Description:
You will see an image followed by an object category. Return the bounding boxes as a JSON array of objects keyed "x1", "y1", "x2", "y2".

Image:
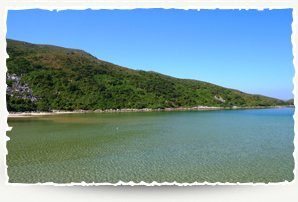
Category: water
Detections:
[{"x1": 7, "y1": 108, "x2": 295, "y2": 183}]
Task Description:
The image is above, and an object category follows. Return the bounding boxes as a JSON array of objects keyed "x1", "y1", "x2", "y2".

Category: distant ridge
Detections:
[{"x1": 6, "y1": 39, "x2": 293, "y2": 112}]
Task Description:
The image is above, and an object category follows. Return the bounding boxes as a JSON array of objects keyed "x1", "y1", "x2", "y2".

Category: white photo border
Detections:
[{"x1": 1, "y1": 0, "x2": 297, "y2": 201}]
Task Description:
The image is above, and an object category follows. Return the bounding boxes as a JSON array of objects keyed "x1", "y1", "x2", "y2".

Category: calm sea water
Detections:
[{"x1": 7, "y1": 108, "x2": 295, "y2": 183}]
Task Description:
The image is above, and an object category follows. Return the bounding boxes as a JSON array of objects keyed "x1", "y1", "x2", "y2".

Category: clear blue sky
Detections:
[{"x1": 6, "y1": 9, "x2": 294, "y2": 100}]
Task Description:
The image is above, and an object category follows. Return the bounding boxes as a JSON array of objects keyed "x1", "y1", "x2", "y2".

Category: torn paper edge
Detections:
[{"x1": 3, "y1": 0, "x2": 297, "y2": 186}]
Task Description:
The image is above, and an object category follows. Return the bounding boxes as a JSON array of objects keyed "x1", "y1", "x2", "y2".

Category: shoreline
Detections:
[{"x1": 7, "y1": 105, "x2": 294, "y2": 118}]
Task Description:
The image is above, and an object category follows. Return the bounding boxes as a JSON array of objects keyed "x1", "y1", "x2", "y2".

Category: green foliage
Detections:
[
  {"x1": 6, "y1": 39, "x2": 292, "y2": 112},
  {"x1": 6, "y1": 95, "x2": 37, "y2": 112},
  {"x1": 6, "y1": 80, "x2": 13, "y2": 87},
  {"x1": 284, "y1": 99, "x2": 294, "y2": 105}
]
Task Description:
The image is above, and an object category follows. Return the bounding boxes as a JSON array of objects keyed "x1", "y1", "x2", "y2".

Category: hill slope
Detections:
[{"x1": 6, "y1": 39, "x2": 293, "y2": 112}]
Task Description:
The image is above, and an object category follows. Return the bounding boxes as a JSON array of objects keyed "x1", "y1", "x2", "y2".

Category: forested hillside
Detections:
[{"x1": 6, "y1": 39, "x2": 294, "y2": 112}]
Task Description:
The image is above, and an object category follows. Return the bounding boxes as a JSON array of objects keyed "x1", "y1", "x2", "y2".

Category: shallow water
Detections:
[{"x1": 7, "y1": 108, "x2": 295, "y2": 183}]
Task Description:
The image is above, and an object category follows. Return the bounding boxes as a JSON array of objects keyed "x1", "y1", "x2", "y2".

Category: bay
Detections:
[{"x1": 7, "y1": 108, "x2": 295, "y2": 183}]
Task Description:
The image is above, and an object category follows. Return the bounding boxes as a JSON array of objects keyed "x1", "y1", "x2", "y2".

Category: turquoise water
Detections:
[{"x1": 7, "y1": 108, "x2": 295, "y2": 183}]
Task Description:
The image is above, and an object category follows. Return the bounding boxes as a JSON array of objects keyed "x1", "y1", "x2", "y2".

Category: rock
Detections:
[
  {"x1": 6, "y1": 74, "x2": 40, "y2": 102},
  {"x1": 214, "y1": 96, "x2": 225, "y2": 103}
]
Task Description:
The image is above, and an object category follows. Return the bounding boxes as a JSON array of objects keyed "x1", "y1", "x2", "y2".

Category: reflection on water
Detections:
[{"x1": 7, "y1": 108, "x2": 295, "y2": 183}]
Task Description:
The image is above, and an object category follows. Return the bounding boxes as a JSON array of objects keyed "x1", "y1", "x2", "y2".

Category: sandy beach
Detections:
[
  {"x1": 7, "y1": 105, "x2": 294, "y2": 118},
  {"x1": 8, "y1": 111, "x2": 77, "y2": 118}
]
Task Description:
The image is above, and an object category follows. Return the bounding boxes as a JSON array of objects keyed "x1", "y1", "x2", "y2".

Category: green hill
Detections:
[{"x1": 6, "y1": 39, "x2": 293, "y2": 112}]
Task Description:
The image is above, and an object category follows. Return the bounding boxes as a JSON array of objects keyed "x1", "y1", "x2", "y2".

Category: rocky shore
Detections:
[
  {"x1": 6, "y1": 73, "x2": 40, "y2": 102},
  {"x1": 8, "y1": 105, "x2": 294, "y2": 117}
]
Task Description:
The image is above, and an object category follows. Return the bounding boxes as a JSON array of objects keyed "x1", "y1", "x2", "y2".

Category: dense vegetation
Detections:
[{"x1": 6, "y1": 39, "x2": 294, "y2": 112}]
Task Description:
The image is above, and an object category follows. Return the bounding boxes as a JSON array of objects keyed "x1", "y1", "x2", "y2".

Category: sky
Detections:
[{"x1": 6, "y1": 9, "x2": 294, "y2": 100}]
